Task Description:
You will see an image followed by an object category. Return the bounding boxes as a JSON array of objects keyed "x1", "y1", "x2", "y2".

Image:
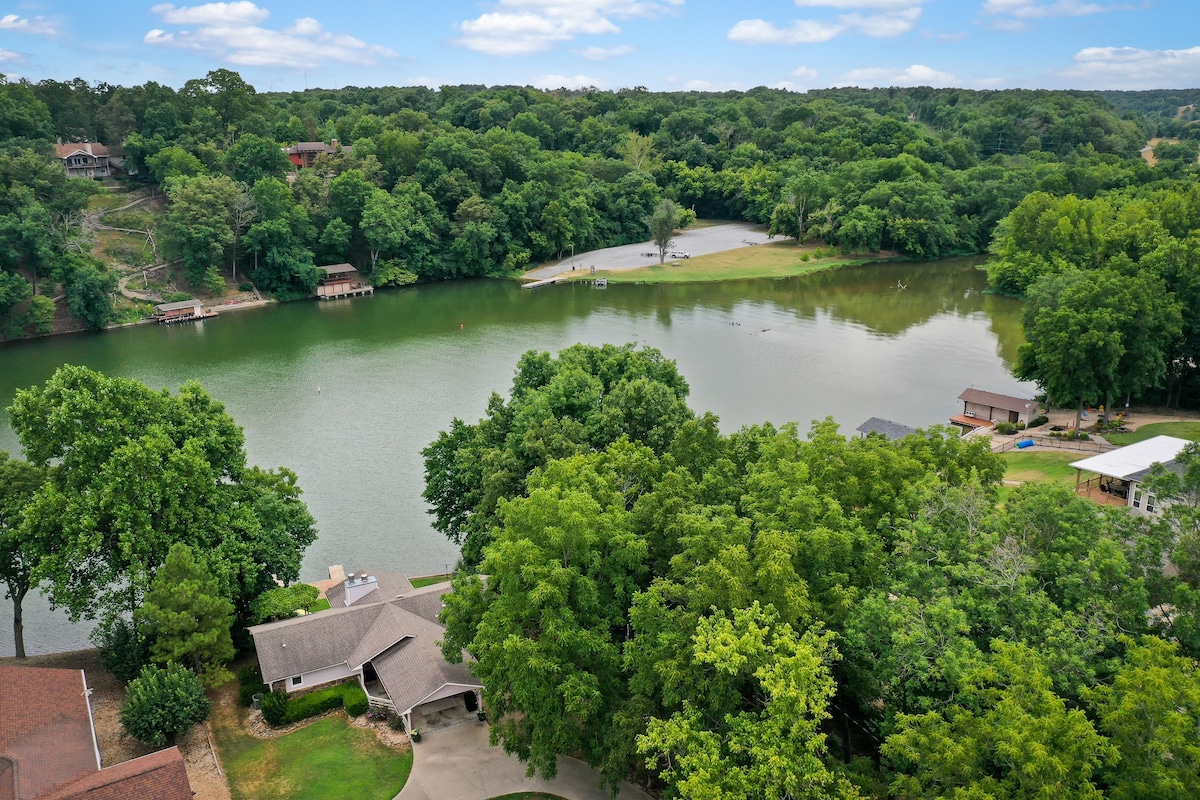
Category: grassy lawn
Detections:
[
  {"x1": 1003, "y1": 450, "x2": 1086, "y2": 486},
  {"x1": 575, "y1": 241, "x2": 882, "y2": 284},
  {"x1": 410, "y1": 574, "x2": 452, "y2": 588},
  {"x1": 211, "y1": 695, "x2": 411, "y2": 800},
  {"x1": 1106, "y1": 421, "x2": 1200, "y2": 445},
  {"x1": 309, "y1": 597, "x2": 331, "y2": 612}
]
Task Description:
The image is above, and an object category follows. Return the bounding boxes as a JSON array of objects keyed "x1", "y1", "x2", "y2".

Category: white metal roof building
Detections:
[{"x1": 1069, "y1": 436, "x2": 1190, "y2": 480}]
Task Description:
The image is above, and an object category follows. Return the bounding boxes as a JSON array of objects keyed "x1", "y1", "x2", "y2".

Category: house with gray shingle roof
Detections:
[
  {"x1": 855, "y1": 417, "x2": 916, "y2": 441},
  {"x1": 249, "y1": 569, "x2": 482, "y2": 732}
]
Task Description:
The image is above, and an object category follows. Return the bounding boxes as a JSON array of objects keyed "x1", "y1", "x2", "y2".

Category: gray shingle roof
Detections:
[
  {"x1": 855, "y1": 417, "x2": 916, "y2": 441},
  {"x1": 250, "y1": 603, "x2": 384, "y2": 683},
  {"x1": 1126, "y1": 459, "x2": 1184, "y2": 483},
  {"x1": 317, "y1": 263, "x2": 358, "y2": 277},
  {"x1": 326, "y1": 570, "x2": 414, "y2": 608},
  {"x1": 155, "y1": 299, "x2": 203, "y2": 312},
  {"x1": 249, "y1": 573, "x2": 481, "y2": 709},
  {"x1": 958, "y1": 388, "x2": 1035, "y2": 414},
  {"x1": 371, "y1": 617, "x2": 477, "y2": 715},
  {"x1": 393, "y1": 582, "x2": 451, "y2": 624}
]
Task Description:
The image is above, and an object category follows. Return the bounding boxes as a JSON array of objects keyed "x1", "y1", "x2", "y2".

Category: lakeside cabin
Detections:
[
  {"x1": 950, "y1": 388, "x2": 1037, "y2": 432},
  {"x1": 154, "y1": 298, "x2": 216, "y2": 324},
  {"x1": 316, "y1": 263, "x2": 374, "y2": 300},
  {"x1": 1069, "y1": 435, "x2": 1190, "y2": 514}
]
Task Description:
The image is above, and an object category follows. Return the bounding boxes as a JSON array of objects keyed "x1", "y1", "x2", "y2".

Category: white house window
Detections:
[
  {"x1": 291, "y1": 675, "x2": 302, "y2": 686},
  {"x1": 1146, "y1": 493, "x2": 1157, "y2": 513},
  {"x1": 1133, "y1": 490, "x2": 1142, "y2": 509}
]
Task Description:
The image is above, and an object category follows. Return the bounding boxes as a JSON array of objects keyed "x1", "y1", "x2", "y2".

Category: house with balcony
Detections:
[{"x1": 950, "y1": 388, "x2": 1037, "y2": 432}]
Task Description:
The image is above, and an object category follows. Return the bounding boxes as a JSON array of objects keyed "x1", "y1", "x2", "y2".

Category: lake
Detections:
[{"x1": 0, "y1": 255, "x2": 1031, "y2": 656}]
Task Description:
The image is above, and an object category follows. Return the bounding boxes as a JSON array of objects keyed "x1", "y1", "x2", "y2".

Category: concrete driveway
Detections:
[
  {"x1": 394, "y1": 720, "x2": 652, "y2": 800},
  {"x1": 523, "y1": 221, "x2": 772, "y2": 280}
]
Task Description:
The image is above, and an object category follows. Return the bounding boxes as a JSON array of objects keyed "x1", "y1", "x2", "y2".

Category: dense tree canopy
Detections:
[
  {"x1": 6, "y1": 74, "x2": 1193, "y2": 334},
  {"x1": 6, "y1": 365, "x2": 317, "y2": 627},
  {"x1": 431, "y1": 345, "x2": 1200, "y2": 799}
]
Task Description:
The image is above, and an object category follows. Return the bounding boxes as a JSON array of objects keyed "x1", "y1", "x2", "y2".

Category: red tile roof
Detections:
[
  {"x1": 0, "y1": 665, "x2": 99, "y2": 799},
  {"x1": 42, "y1": 748, "x2": 192, "y2": 800},
  {"x1": 0, "y1": 665, "x2": 194, "y2": 800}
]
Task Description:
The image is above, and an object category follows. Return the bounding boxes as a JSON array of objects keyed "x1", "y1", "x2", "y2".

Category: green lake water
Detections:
[{"x1": 0, "y1": 255, "x2": 1030, "y2": 655}]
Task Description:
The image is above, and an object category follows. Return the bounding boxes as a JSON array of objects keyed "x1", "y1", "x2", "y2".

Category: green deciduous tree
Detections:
[
  {"x1": 136, "y1": 543, "x2": 236, "y2": 685},
  {"x1": 883, "y1": 641, "x2": 1116, "y2": 800},
  {"x1": 250, "y1": 582, "x2": 320, "y2": 624},
  {"x1": 0, "y1": 451, "x2": 48, "y2": 658},
  {"x1": 120, "y1": 662, "x2": 211, "y2": 747},
  {"x1": 161, "y1": 173, "x2": 241, "y2": 292},
  {"x1": 637, "y1": 604, "x2": 859, "y2": 800},
  {"x1": 646, "y1": 198, "x2": 681, "y2": 264},
  {"x1": 8, "y1": 365, "x2": 317, "y2": 625}
]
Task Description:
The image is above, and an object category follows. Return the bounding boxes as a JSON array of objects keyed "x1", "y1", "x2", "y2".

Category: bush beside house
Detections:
[{"x1": 260, "y1": 681, "x2": 369, "y2": 726}]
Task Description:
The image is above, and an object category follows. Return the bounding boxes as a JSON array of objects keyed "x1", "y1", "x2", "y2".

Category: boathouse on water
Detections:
[
  {"x1": 316, "y1": 263, "x2": 374, "y2": 300},
  {"x1": 154, "y1": 298, "x2": 215, "y2": 324}
]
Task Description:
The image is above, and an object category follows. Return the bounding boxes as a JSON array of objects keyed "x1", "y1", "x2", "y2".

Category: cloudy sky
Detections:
[{"x1": 0, "y1": 0, "x2": 1196, "y2": 93}]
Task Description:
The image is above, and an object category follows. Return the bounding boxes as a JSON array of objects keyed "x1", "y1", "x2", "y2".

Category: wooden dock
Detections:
[
  {"x1": 522, "y1": 277, "x2": 562, "y2": 290},
  {"x1": 158, "y1": 310, "x2": 218, "y2": 325},
  {"x1": 317, "y1": 285, "x2": 374, "y2": 300}
]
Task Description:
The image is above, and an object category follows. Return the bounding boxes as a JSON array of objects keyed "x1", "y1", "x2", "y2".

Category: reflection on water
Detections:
[{"x1": 0, "y1": 256, "x2": 1028, "y2": 656}]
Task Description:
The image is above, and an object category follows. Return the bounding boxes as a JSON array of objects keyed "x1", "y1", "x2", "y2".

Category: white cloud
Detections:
[
  {"x1": 0, "y1": 47, "x2": 24, "y2": 63},
  {"x1": 728, "y1": 18, "x2": 845, "y2": 44},
  {"x1": 531, "y1": 73, "x2": 607, "y2": 89},
  {"x1": 729, "y1": 2, "x2": 924, "y2": 44},
  {"x1": 837, "y1": 63, "x2": 958, "y2": 86},
  {"x1": 145, "y1": 4, "x2": 397, "y2": 69},
  {"x1": 454, "y1": 0, "x2": 684, "y2": 56},
  {"x1": 981, "y1": 0, "x2": 1143, "y2": 29},
  {"x1": 576, "y1": 44, "x2": 636, "y2": 60},
  {"x1": 1054, "y1": 44, "x2": 1200, "y2": 89},
  {"x1": 792, "y1": 66, "x2": 819, "y2": 78},
  {"x1": 149, "y1": 2, "x2": 269, "y2": 25},
  {"x1": 0, "y1": 14, "x2": 58, "y2": 35}
]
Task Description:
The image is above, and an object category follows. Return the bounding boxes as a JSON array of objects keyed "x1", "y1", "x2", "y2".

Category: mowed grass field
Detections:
[
  {"x1": 578, "y1": 241, "x2": 880, "y2": 283},
  {"x1": 1002, "y1": 450, "x2": 1087, "y2": 486},
  {"x1": 211, "y1": 692, "x2": 411, "y2": 800},
  {"x1": 1106, "y1": 421, "x2": 1200, "y2": 445}
]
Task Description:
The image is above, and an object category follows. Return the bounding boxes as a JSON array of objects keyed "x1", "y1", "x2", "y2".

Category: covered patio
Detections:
[{"x1": 1069, "y1": 435, "x2": 1190, "y2": 512}]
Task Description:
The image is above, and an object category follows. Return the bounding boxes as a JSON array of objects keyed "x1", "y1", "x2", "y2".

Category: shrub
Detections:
[
  {"x1": 238, "y1": 282, "x2": 254, "y2": 292},
  {"x1": 121, "y1": 663, "x2": 211, "y2": 747},
  {"x1": 343, "y1": 685, "x2": 368, "y2": 716},
  {"x1": 258, "y1": 681, "x2": 372, "y2": 726},
  {"x1": 995, "y1": 422, "x2": 1018, "y2": 435},
  {"x1": 163, "y1": 291, "x2": 193, "y2": 303},
  {"x1": 387, "y1": 711, "x2": 406, "y2": 731},
  {"x1": 1028, "y1": 415, "x2": 1049, "y2": 428},
  {"x1": 260, "y1": 690, "x2": 288, "y2": 725},
  {"x1": 93, "y1": 616, "x2": 151, "y2": 685}
]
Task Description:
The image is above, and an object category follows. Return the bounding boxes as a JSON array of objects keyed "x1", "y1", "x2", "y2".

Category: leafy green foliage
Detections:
[
  {"x1": 94, "y1": 615, "x2": 151, "y2": 684},
  {"x1": 7, "y1": 366, "x2": 317, "y2": 626},
  {"x1": 250, "y1": 583, "x2": 320, "y2": 624},
  {"x1": 136, "y1": 542, "x2": 236, "y2": 686},
  {"x1": 120, "y1": 662, "x2": 211, "y2": 747},
  {"x1": 0, "y1": 451, "x2": 48, "y2": 658},
  {"x1": 260, "y1": 682, "x2": 366, "y2": 726},
  {"x1": 645, "y1": 198, "x2": 681, "y2": 263}
]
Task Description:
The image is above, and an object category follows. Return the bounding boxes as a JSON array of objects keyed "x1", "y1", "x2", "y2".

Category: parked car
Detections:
[{"x1": 671, "y1": 251, "x2": 691, "y2": 258}]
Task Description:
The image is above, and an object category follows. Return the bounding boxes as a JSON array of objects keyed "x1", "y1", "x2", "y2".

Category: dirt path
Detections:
[{"x1": 522, "y1": 222, "x2": 772, "y2": 281}]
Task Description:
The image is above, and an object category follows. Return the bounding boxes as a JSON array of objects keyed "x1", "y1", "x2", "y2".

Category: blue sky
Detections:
[{"x1": 0, "y1": 1, "x2": 1197, "y2": 93}]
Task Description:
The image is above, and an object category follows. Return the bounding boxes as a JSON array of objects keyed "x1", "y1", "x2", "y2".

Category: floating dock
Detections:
[
  {"x1": 158, "y1": 309, "x2": 218, "y2": 324},
  {"x1": 521, "y1": 277, "x2": 562, "y2": 290}
]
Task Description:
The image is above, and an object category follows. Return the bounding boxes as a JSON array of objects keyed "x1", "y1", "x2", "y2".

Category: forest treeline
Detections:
[
  {"x1": 427, "y1": 343, "x2": 1200, "y2": 800},
  {"x1": 2, "y1": 72, "x2": 1198, "y2": 335}
]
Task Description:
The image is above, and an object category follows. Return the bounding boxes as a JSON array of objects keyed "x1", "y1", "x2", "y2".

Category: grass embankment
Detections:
[
  {"x1": 1002, "y1": 450, "x2": 1086, "y2": 486},
  {"x1": 309, "y1": 597, "x2": 331, "y2": 613},
  {"x1": 410, "y1": 573, "x2": 452, "y2": 588},
  {"x1": 210, "y1": 691, "x2": 411, "y2": 800},
  {"x1": 1106, "y1": 421, "x2": 1200, "y2": 445},
  {"x1": 580, "y1": 241, "x2": 882, "y2": 284}
]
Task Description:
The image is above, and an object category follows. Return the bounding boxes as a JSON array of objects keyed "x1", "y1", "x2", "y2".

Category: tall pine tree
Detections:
[{"x1": 137, "y1": 543, "x2": 235, "y2": 686}]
